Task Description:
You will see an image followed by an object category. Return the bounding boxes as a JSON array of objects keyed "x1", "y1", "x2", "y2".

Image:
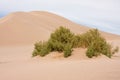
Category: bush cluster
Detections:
[
  {"x1": 33, "y1": 26, "x2": 74, "y2": 57},
  {"x1": 32, "y1": 41, "x2": 50, "y2": 57},
  {"x1": 32, "y1": 26, "x2": 119, "y2": 58}
]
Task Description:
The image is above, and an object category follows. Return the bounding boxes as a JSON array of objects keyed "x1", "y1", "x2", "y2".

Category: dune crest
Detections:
[
  {"x1": 0, "y1": 11, "x2": 90, "y2": 45},
  {"x1": 0, "y1": 11, "x2": 120, "y2": 46}
]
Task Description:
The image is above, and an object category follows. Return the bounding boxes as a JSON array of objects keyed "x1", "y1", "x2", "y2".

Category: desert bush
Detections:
[
  {"x1": 64, "y1": 43, "x2": 73, "y2": 58},
  {"x1": 85, "y1": 29, "x2": 114, "y2": 58},
  {"x1": 32, "y1": 41, "x2": 50, "y2": 57},
  {"x1": 72, "y1": 35, "x2": 81, "y2": 48},
  {"x1": 32, "y1": 26, "x2": 75, "y2": 57},
  {"x1": 86, "y1": 44, "x2": 96, "y2": 58},
  {"x1": 79, "y1": 29, "x2": 100, "y2": 48},
  {"x1": 50, "y1": 26, "x2": 74, "y2": 44},
  {"x1": 47, "y1": 26, "x2": 74, "y2": 52},
  {"x1": 47, "y1": 39, "x2": 64, "y2": 52},
  {"x1": 86, "y1": 39, "x2": 110, "y2": 58},
  {"x1": 32, "y1": 26, "x2": 119, "y2": 58}
]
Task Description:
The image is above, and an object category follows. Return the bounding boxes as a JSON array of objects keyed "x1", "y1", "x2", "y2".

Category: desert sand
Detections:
[{"x1": 0, "y1": 11, "x2": 120, "y2": 80}]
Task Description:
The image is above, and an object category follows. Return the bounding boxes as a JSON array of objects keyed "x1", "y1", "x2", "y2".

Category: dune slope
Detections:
[
  {"x1": 0, "y1": 11, "x2": 90, "y2": 45},
  {"x1": 1, "y1": 11, "x2": 119, "y2": 45}
]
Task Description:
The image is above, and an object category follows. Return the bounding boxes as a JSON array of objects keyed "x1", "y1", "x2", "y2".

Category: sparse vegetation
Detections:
[
  {"x1": 32, "y1": 26, "x2": 119, "y2": 58},
  {"x1": 64, "y1": 44, "x2": 73, "y2": 57},
  {"x1": 32, "y1": 41, "x2": 50, "y2": 57}
]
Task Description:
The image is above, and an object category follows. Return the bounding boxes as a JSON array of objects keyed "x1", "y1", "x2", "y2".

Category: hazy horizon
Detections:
[{"x1": 0, "y1": 0, "x2": 120, "y2": 35}]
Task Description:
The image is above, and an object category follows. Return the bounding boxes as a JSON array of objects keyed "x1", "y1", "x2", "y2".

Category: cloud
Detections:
[
  {"x1": 0, "y1": 0, "x2": 120, "y2": 35},
  {"x1": 0, "y1": 0, "x2": 120, "y2": 12}
]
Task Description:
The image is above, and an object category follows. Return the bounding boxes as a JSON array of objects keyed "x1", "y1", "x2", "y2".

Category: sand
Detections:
[{"x1": 0, "y1": 11, "x2": 120, "y2": 80}]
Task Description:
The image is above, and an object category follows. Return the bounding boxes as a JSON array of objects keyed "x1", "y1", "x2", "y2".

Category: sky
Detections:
[{"x1": 0, "y1": 0, "x2": 120, "y2": 35}]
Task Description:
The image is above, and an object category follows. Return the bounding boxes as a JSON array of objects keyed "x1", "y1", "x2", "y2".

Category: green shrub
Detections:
[
  {"x1": 79, "y1": 29, "x2": 100, "y2": 48},
  {"x1": 86, "y1": 39, "x2": 109, "y2": 58},
  {"x1": 85, "y1": 29, "x2": 114, "y2": 58},
  {"x1": 86, "y1": 44, "x2": 96, "y2": 58},
  {"x1": 101, "y1": 44, "x2": 112, "y2": 58},
  {"x1": 32, "y1": 41, "x2": 50, "y2": 57},
  {"x1": 47, "y1": 26, "x2": 75, "y2": 56},
  {"x1": 50, "y1": 26, "x2": 74, "y2": 44},
  {"x1": 32, "y1": 26, "x2": 119, "y2": 58},
  {"x1": 32, "y1": 26, "x2": 75, "y2": 57},
  {"x1": 64, "y1": 44, "x2": 73, "y2": 58},
  {"x1": 47, "y1": 39, "x2": 64, "y2": 52},
  {"x1": 72, "y1": 35, "x2": 81, "y2": 48}
]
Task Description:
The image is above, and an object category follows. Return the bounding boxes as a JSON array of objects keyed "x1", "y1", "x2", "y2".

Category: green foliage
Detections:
[
  {"x1": 64, "y1": 44, "x2": 73, "y2": 58},
  {"x1": 72, "y1": 35, "x2": 81, "y2": 48},
  {"x1": 101, "y1": 44, "x2": 112, "y2": 58},
  {"x1": 50, "y1": 26, "x2": 74, "y2": 44},
  {"x1": 32, "y1": 26, "x2": 119, "y2": 58},
  {"x1": 32, "y1": 41, "x2": 50, "y2": 57},
  {"x1": 32, "y1": 26, "x2": 75, "y2": 58},
  {"x1": 84, "y1": 29, "x2": 113, "y2": 58},
  {"x1": 86, "y1": 39, "x2": 110, "y2": 58},
  {"x1": 47, "y1": 26, "x2": 74, "y2": 52},
  {"x1": 86, "y1": 44, "x2": 96, "y2": 58},
  {"x1": 79, "y1": 29, "x2": 100, "y2": 48},
  {"x1": 47, "y1": 39, "x2": 64, "y2": 52}
]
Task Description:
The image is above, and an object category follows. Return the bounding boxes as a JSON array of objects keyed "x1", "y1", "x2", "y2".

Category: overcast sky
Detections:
[{"x1": 0, "y1": 0, "x2": 120, "y2": 35}]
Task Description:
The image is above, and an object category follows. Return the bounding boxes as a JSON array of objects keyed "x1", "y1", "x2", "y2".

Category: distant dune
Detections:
[
  {"x1": 0, "y1": 11, "x2": 119, "y2": 45},
  {"x1": 0, "y1": 11, "x2": 120, "y2": 80},
  {"x1": 0, "y1": 11, "x2": 90, "y2": 45}
]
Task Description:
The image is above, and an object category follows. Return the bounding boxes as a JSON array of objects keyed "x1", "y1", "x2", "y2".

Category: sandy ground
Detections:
[
  {"x1": 0, "y1": 11, "x2": 120, "y2": 80},
  {"x1": 0, "y1": 40, "x2": 120, "y2": 80}
]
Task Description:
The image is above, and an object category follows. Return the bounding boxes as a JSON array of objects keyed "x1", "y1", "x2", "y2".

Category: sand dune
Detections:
[
  {"x1": 0, "y1": 11, "x2": 120, "y2": 80},
  {"x1": 1, "y1": 11, "x2": 119, "y2": 46},
  {"x1": 0, "y1": 11, "x2": 90, "y2": 45}
]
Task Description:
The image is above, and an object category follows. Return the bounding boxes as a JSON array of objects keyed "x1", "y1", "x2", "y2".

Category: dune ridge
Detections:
[
  {"x1": 0, "y1": 11, "x2": 119, "y2": 46},
  {"x1": 0, "y1": 11, "x2": 90, "y2": 45}
]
